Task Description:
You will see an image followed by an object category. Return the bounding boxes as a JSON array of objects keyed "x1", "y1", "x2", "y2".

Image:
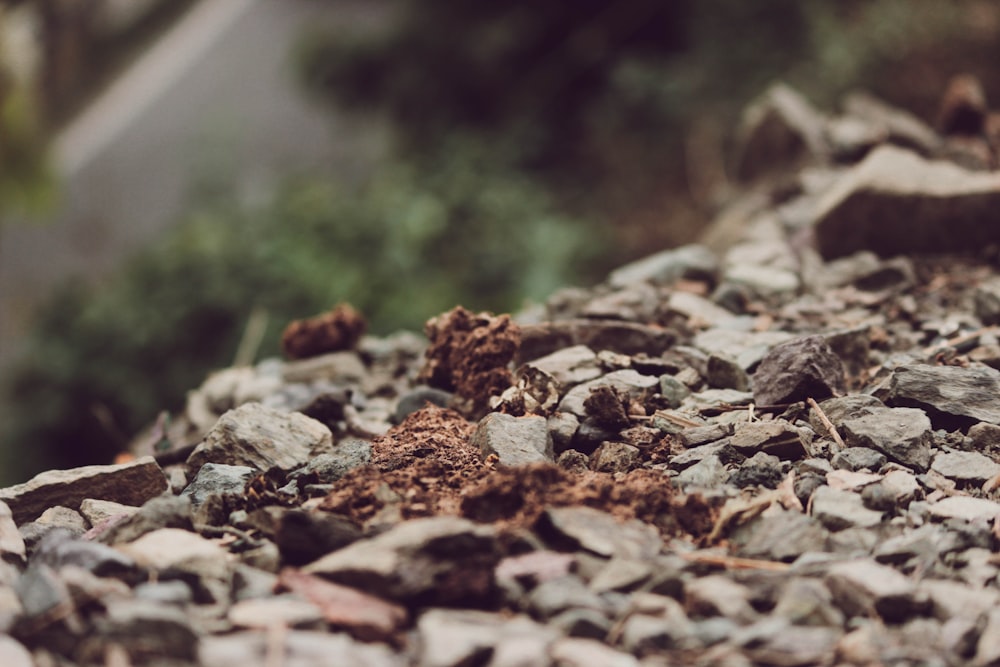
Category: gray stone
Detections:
[
  {"x1": 200, "y1": 630, "x2": 403, "y2": 667},
  {"x1": 608, "y1": 244, "x2": 718, "y2": 289},
  {"x1": 589, "y1": 557, "x2": 653, "y2": 593},
  {"x1": 0, "y1": 501, "x2": 24, "y2": 564},
  {"x1": 667, "y1": 291, "x2": 742, "y2": 328},
  {"x1": 752, "y1": 336, "x2": 846, "y2": 406},
  {"x1": 0, "y1": 636, "x2": 32, "y2": 667},
  {"x1": 549, "y1": 637, "x2": 640, "y2": 667},
  {"x1": 590, "y1": 442, "x2": 640, "y2": 474},
  {"x1": 927, "y1": 496, "x2": 1000, "y2": 522},
  {"x1": 920, "y1": 578, "x2": 1000, "y2": 620},
  {"x1": 730, "y1": 421, "x2": 808, "y2": 460},
  {"x1": 674, "y1": 455, "x2": 729, "y2": 488},
  {"x1": 931, "y1": 450, "x2": 1000, "y2": 483},
  {"x1": 742, "y1": 621, "x2": 843, "y2": 667},
  {"x1": 733, "y1": 511, "x2": 829, "y2": 562},
  {"x1": 810, "y1": 395, "x2": 885, "y2": 432},
  {"x1": 693, "y1": 329, "x2": 794, "y2": 371},
  {"x1": 0, "y1": 456, "x2": 167, "y2": 524},
  {"x1": 832, "y1": 447, "x2": 887, "y2": 472},
  {"x1": 227, "y1": 595, "x2": 324, "y2": 629},
  {"x1": 517, "y1": 320, "x2": 676, "y2": 364},
  {"x1": 706, "y1": 354, "x2": 750, "y2": 391},
  {"x1": 678, "y1": 424, "x2": 732, "y2": 448},
  {"x1": 180, "y1": 462, "x2": 255, "y2": 509},
  {"x1": 133, "y1": 580, "x2": 193, "y2": 605},
  {"x1": 724, "y1": 263, "x2": 801, "y2": 296},
  {"x1": 658, "y1": 375, "x2": 690, "y2": 408},
  {"x1": 35, "y1": 506, "x2": 87, "y2": 534},
  {"x1": 15, "y1": 563, "x2": 70, "y2": 621},
  {"x1": 33, "y1": 528, "x2": 135, "y2": 576},
  {"x1": 117, "y1": 527, "x2": 232, "y2": 590},
  {"x1": 810, "y1": 486, "x2": 884, "y2": 531},
  {"x1": 558, "y1": 370, "x2": 659, "y2": 419},
  {"x1": 187, "y1": 402, "x2": 332, "y2": 474},
  {"x1": 537, "y1": 506, "x2": 662, "y2": 561},
  {"x1": 95, "y1": 494, "x2": 192, "y2": 545},
  {"x1": 685, "y1": 575, "x2": 758, "y2": 623},
  {"x1": 843, "y1": 91, "x2": 940, "y2": 156},
  {"x1": 881, "y1": 363, "x2": 1000, "y2": 428},
  {"x1": 812, "y1": 145, "x2": 1000, "y2": 259},
  {"x1": 620, "y1": 614, "x2": 695, "y2": 654},
  {"x1": 974, "y1": 608, "x2": 1000, "y2": 666},
  {"x1": 772, "y1": 577, "x2": 844, "y2": 627},
  {"x1": 248, "y1": 507, "x2": 361, "y2": 566},
  {"x1": 471, "y1": 413, "x2": 553, "y2": 466},
  {"x1": 292, "y1": 439, "x2": 373, "y2": 483},
  {"x1": 93, "y1": 598, "x2": 199, "y2": 661},
  {"x1": 975, "y1": 278, "x2": 1000, "y2": 326},
  {"x1": 78, "y1": 499, "x2": 139, "y2": 527},
  {"x1": 304, "y1": 517, "x2": 499, "y2": 606},
  {"x1": 825, "y1": 558, "x2": 920, "y2": 622},
  {"x1": 528, "y1": 575, "x2": 604, "y2": 618},
  {"x1": 840, "y1": 407, "x2": 933, "y2": 470},
  {"x1": 873, "y1": 525, "x2": 944, "y2": 566},
  {"x1": 548, "y1": 412, "x2": 580, "y2": 453},
  {"x1": 416, "y1": 609, "x2": 555, "y2": 667},
  {"x1": 729, "y1": 452, "x2": 784, "y2": 489}
]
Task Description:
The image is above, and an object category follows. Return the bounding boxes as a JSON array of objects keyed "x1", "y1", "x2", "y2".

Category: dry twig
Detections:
[{"x1": 807, "y1": 397, "x2": 845, "y2": 451}]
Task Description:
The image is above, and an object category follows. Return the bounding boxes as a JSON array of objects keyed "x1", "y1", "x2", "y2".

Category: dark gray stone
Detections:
[
  {"x1": 186, "y1": 402, "x2": 332, "y2": 474},
  {"x1": 825, "y1": 558, "x2": 921, "y2": 623},
  {"x1": 674, "y1": 455, "x2": 729, "y2": 488},
  {"x1": 706, "y1": 354, "x2": 751, "y2": 391},
  {"x1": 812, "y1": 145, "x2": 1000, "y2": 259},
  {"x1": 931, "y1": 450, "x2": 1000, "y2": 483},
  {"x1": 732, "y1": 511, "x2": 829, "y2": 562},
  {"x1": 880, "y1": 363, "x2": 1000, "y2": 428},
  {"x1": 33, "y1": 528, "x2": 135, "y2": 577},
  {"x1": 471, "y1": 413, "x2": 553, "y2": 466},
  {"x1": 303, "y1": 517, "x2": 500, "y2": 606},
  {"x1": 590, "y1": 442, "x2": 640, "y2": 474},
  {"x1": 0, "y1": 457, "x2": 168, "y2": 524},
  {"x1": 729, "y1": 452, "x2": 784, "y2": 488},
  {"x1": 730, "y1": 421, "x2": 808, "y2": 460},
  {"x1": 537, "y1": 507, "x2": 662, "y2": 561},
  {"x1": 810, "y1": 486, "x2": 884, "y2": 531},
  {"x1": 810, "y1": 395, "x2": 885, "y2": 433},
  {"x1": 752, "y1": 336, "x2": 846, "y2": 406},
  {"x1": 180, "y1": 463, "x2": 254, "y2": 510},
  {"x1": 290, "y1": 438, "x2": 373, "y2": 483},
  {"x1": 840, "y1": 407, "x2": 933, "y2": 470},
  {"x1": 832, "y1": 447, "x2": 888, "y2": 472}
]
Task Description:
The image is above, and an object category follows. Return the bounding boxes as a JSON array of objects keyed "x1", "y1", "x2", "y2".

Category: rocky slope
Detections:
[{"x1": 3, "y1": 77, "x2": 1000, "y2": 666}]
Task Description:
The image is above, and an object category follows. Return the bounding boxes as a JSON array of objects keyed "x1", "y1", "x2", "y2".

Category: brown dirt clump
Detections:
[
  {"x1": 281, "y1": 303, "x2": 367, "y2": 359},
  {"x1": 320, "y1": 405, "x2": 489, "y2": 525},
  {"x1": 418, "y1": 306, "x2": 521, "y2": 416},
  {"x1": 460, "y1": 464, "x2": 714, "y2": 540}
]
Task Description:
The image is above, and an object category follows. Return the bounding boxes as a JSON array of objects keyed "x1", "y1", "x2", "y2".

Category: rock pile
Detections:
[{"x1": 4, "y1": 77, "x2": 1000, "y2": 666}]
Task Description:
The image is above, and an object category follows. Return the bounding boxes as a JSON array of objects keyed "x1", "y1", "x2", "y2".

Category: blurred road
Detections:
[{"x1": 0, "y1": 0, "x2": 390, "y2": 371}]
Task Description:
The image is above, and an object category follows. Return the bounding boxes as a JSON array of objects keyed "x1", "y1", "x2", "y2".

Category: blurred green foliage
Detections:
[
  {"x1": 0, "y1": 0, "x2": 984, "y2": 482},
  {"x1": 1, "y1": 148, "x2": 603, "y2": 481}
]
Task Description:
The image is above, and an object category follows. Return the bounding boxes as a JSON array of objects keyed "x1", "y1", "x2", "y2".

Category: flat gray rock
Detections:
[
  {"x1": 0, "y1": 457, "x2": 167, "y2": 524},
  {"x1": 880, "y1": 363, "x2": 1000, "y2": 428},
  {"x1": 752, "y1": 336, "x2": 846, "y2": 406},
  {"x1": 187, "y1": 402, "x2": 332, "y2": 474},
  {"x1": 303, "y1": 517, "x2": 499, "y2": 605},
  {"x1": 825, "y1": 558, "x2": 919, "y2": 623},
  {"x1": 180, "y1": 463, "x2": 255, "y2": 509},
  {"x1": 558, "y1": 370, "x2": 659, "y2": 418},
  {"x1": 931, "y1": 450, "x2": 1000, "y2": 483},
  {"x1": 537, "y1": 506, "x2": 662, "y2": 561},
  {"x1": 471, "y1": 413, "x2": 553, "y2": 466},
  {"x1": 810, "y1": 486, "x2": 884, "y2": 531},
  {"x1": 730, "y1": 421, "x2": 808, "y2": 460},
  {"x1": 840, "y1": 407, "x2": 933, "y2": 470},
  {"x1": 607, "y1": 244, "x2": 718, "y2": 288},
  {"x1": 927, "y1": 496, "x2": 1000, "y2": 522},
  {"x1": 812, "y1": 145, "x2": 1000, "y2": 259}
]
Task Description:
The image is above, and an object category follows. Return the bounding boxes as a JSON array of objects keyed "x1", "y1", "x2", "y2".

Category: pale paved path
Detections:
[{"x1": 0, "y1": 0, "x2": 390, "y2": 371}]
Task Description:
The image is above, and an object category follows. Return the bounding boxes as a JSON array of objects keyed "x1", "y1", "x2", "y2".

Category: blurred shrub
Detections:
[{"x1": 0, "y1": 146, "x2": 604, "y2": 482}]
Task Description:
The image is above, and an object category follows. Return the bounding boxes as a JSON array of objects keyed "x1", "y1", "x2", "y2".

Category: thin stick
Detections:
[
  {"x1": 807, "y1": 397, "x2": 845, "y2": 451},
  {"x1": 923, "y1": 325, "x2": 1000, "y2": 356},
  {"x1": 233, "y1": 305, "x2": 269, "y2": 368},
  {"x1": 678, "y1": 551, "x2": 791, "y2": 572}
]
